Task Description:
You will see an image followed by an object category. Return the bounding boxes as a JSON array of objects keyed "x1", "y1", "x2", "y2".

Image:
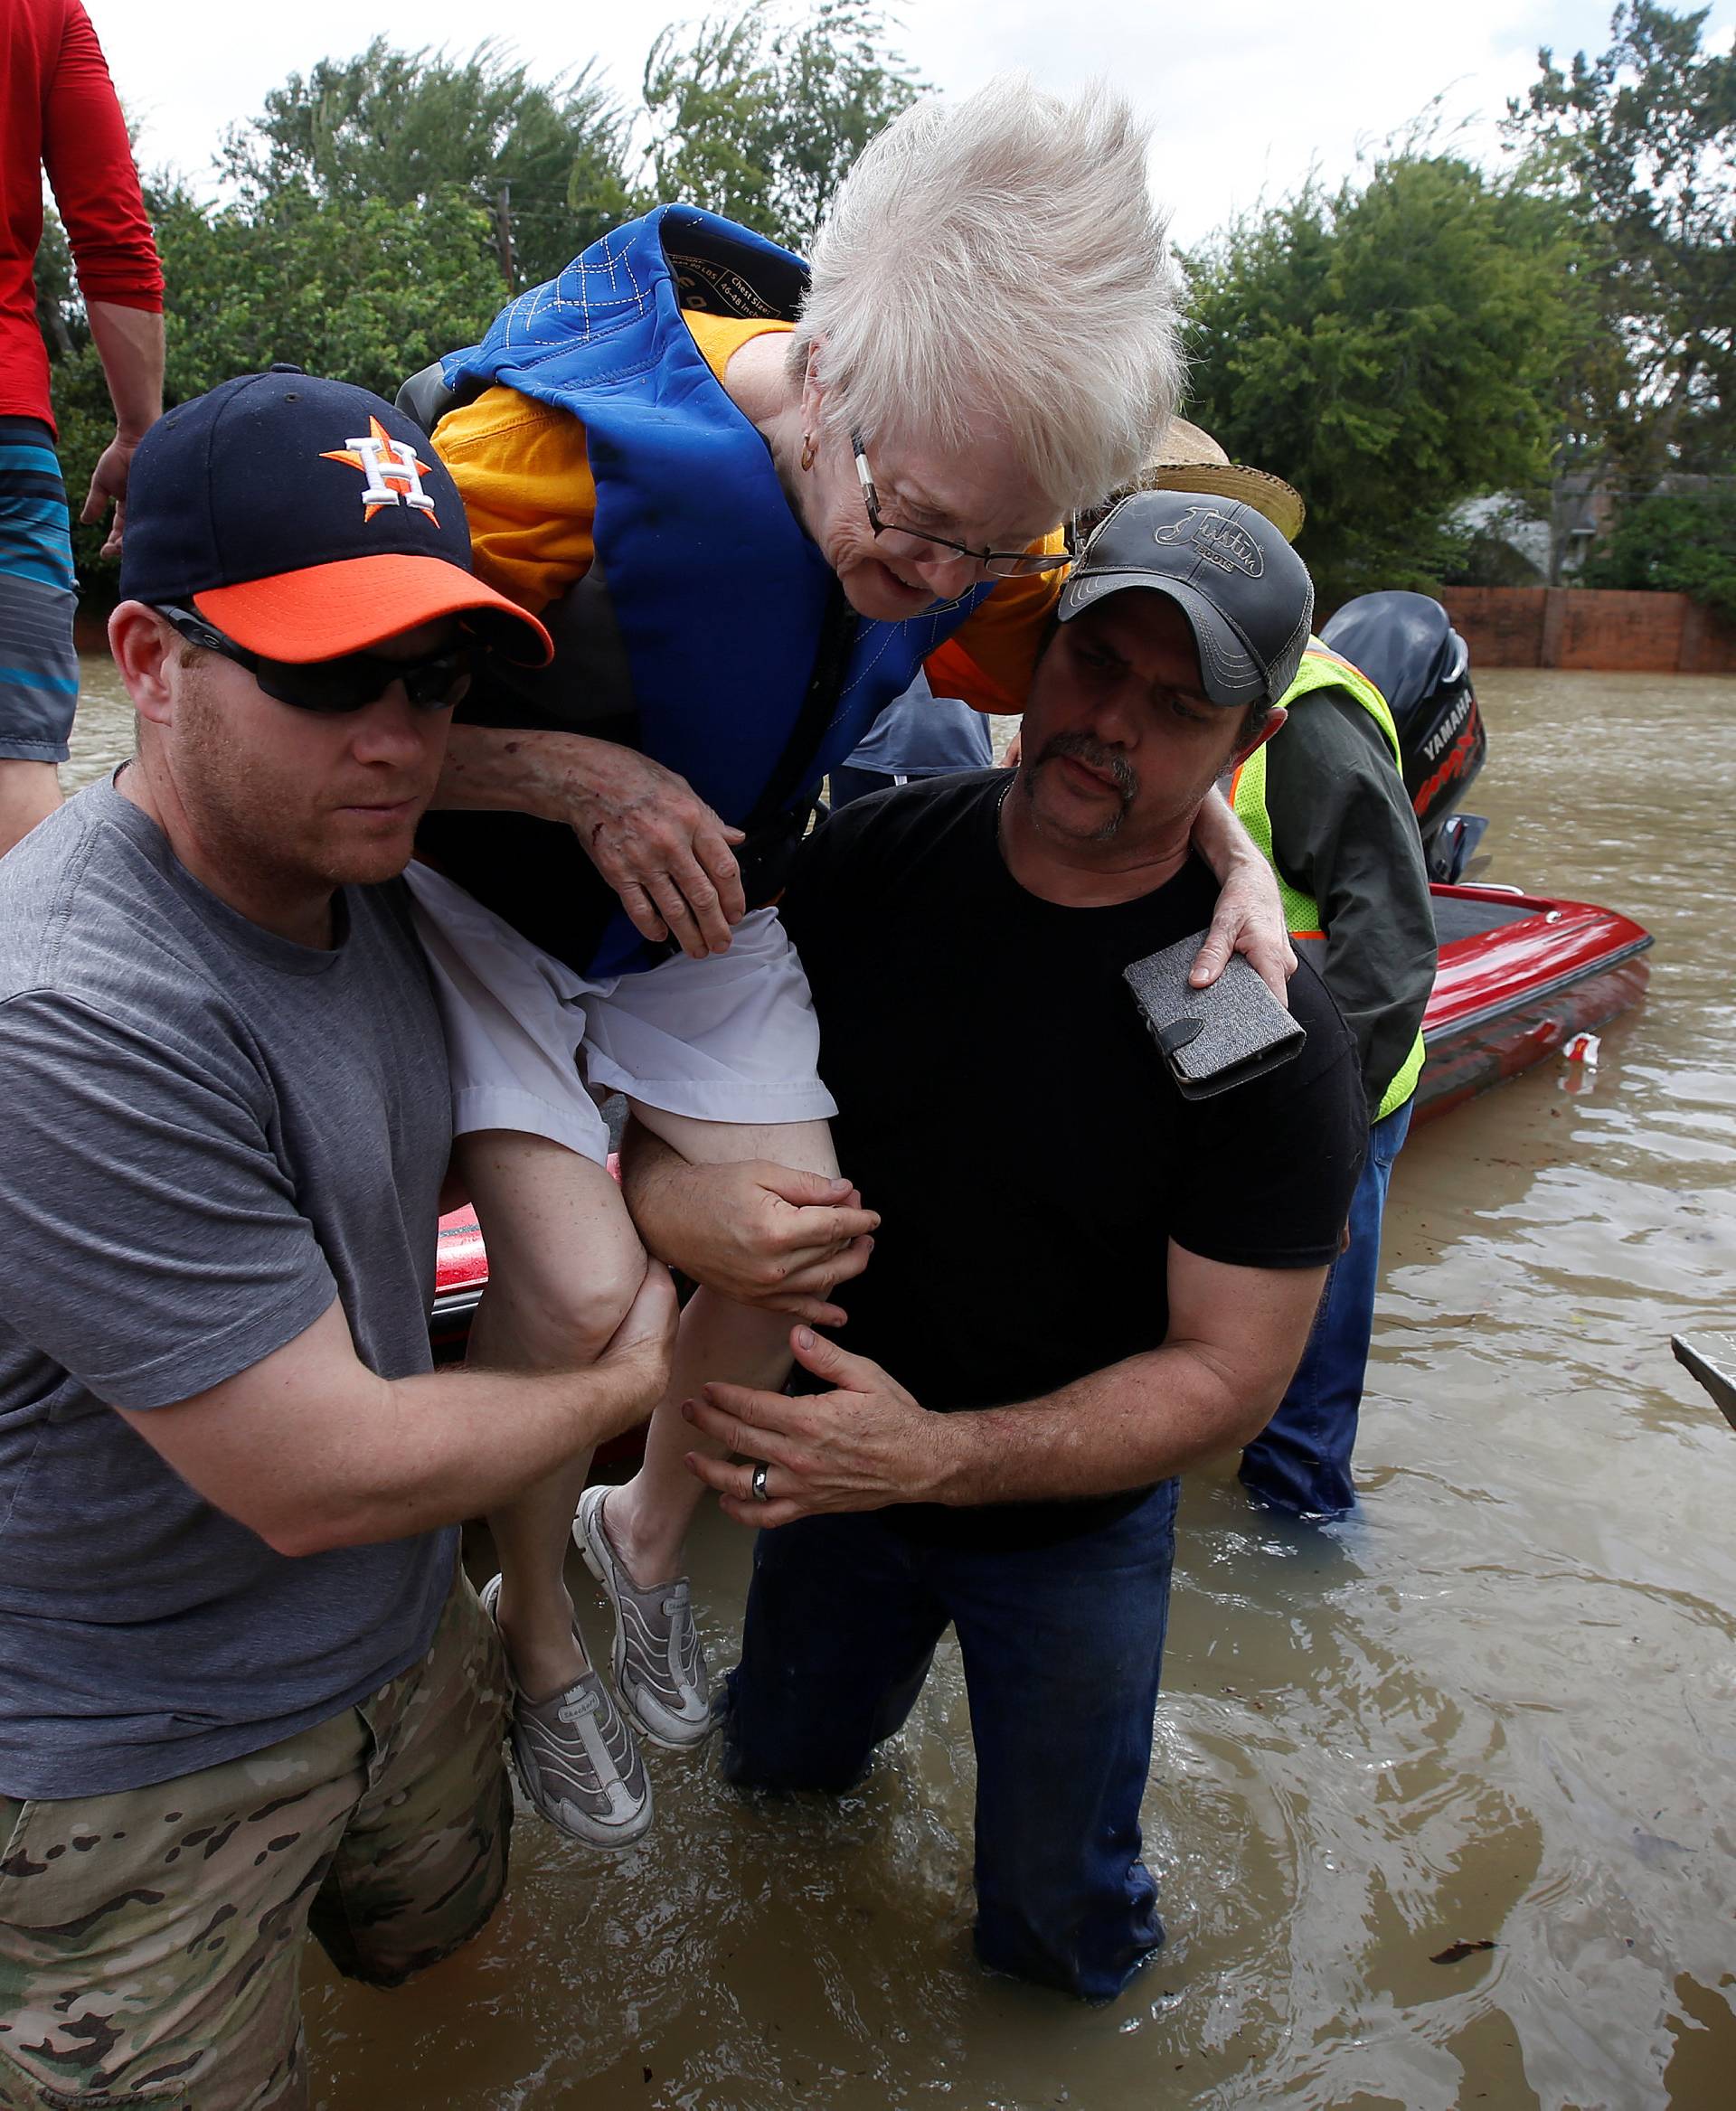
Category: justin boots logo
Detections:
[
  {"x1": 322, "y1": 417, "x2": 440, "y2": 524},
  {"x1": 1152, "y1": 505, "x2": 1263, "y2": 578}
]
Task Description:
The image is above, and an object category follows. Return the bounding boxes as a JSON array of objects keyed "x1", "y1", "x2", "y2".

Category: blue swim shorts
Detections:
[{"x1": 0, "y1": 415, "x2": 79, "y2": 763}]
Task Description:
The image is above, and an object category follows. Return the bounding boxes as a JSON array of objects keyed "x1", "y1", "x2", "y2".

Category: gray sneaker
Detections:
[
  {"x1": 479, "y1": 1574, "x2": 653, "y2": 1848},
  {"x1": 573, "y1": 1484, "x2": 712, "y2": 1749}
]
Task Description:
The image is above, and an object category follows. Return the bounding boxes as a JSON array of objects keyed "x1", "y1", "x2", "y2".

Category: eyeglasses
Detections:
[
  {"x1": 851, "y1": 435, "x2": 1071, "y2": 580},
  {"x1": 155, "y1": 607, "x2": 469, "y2": 715}
]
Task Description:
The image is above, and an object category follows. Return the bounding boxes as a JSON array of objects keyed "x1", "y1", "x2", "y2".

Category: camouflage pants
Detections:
[{"x1": 0, "y1": 1571, "x2": 511, "y2": 2111}]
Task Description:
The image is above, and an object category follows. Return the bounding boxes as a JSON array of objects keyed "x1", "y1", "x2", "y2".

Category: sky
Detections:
[{"x1": 90, "y1": 0, "x2": 1736, "y2": 250}]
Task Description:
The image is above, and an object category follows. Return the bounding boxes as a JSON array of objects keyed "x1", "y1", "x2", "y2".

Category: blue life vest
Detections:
[{"x1": 434, "y1": 206, "x2": 997, "y2": 977}]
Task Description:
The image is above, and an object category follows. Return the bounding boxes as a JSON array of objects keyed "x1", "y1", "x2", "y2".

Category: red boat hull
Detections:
[
  {"x1": 1415, "y1": 883, "x2": 1653, "y2": 1125},
  {"x1": 431, "y1": 1209, "x2": 490, "y2": 1356},
  {"x1": 428, "y1": 882, "x2": 1654, "y2": 1321}
]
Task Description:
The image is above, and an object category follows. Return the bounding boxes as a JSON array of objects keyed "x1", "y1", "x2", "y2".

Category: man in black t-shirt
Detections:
[{"x1": 626, "y1": 492, "x2": 1366, "y2": 2002}]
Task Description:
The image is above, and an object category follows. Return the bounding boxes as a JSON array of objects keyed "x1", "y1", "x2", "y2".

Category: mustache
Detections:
[{"x1": 1032, "y1": 731, "x2": 1138, "y2": 805}]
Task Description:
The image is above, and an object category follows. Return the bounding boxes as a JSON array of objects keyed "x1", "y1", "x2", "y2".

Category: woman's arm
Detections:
[
  {"x1": 429, "y1": 394, "x2": 751, "y2": 956},
  {"x1": 431, "y1": 726, "x2": 749, "y2": 958},
  {"x1": 1187, "y1": 786, "x2": 1296, "y2": 1003}
]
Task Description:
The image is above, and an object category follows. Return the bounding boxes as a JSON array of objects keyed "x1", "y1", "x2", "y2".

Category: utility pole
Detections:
[{"x1": 494, "y1": 182, "x2": 516, "y2": 294}]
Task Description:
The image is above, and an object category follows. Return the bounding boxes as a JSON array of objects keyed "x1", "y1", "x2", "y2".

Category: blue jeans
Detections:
[
  {"x1": 1240, "y1": 1096, "x2": 1414, "y2": 1517},
  {"x1": 721, "y1": 1481, "x2": 1180, "y2": 2002}
]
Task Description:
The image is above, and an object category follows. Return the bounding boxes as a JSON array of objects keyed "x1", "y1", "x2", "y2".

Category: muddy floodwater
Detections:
[{"x1": 66, "y1": 662, "x2": 1736, "y2": 2109}]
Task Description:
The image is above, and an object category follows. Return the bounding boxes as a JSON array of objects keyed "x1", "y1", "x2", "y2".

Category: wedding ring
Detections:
[{"x1": 750, "y1": 1459, "x2": 771, "y2": 1503}]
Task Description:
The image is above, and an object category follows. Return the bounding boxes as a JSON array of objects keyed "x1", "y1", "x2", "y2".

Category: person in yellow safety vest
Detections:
[{"x1": 1135, "y1": 423, "x2": 1437, "y2": 1516}]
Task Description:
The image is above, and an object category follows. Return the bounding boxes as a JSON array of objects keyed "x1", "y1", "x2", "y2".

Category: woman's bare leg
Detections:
[
  {"x1": 600, "y1": 1112, "x2": 840, "y2": 1588},
  {"x1": 459, "y1": 1129, "x2": 647, "y2": 1700}
]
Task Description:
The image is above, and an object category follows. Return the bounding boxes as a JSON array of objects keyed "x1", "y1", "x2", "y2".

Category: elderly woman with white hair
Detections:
[{"x1": 402, "y1": 75, "x2": 1290, "y2": 1850}]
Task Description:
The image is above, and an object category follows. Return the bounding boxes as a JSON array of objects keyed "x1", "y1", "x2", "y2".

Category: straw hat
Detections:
[{"x1": 1127, "y1": 418, "x2": 1306, "y2": 542}]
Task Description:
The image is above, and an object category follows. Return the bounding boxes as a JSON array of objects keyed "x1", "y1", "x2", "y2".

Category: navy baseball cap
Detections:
[
  {"x1": 1058, "y1": 490, "x2": 1314, "y2": 709},
  {"x1": 118, "y1": 366, "x2": 551, "y2": 665}
]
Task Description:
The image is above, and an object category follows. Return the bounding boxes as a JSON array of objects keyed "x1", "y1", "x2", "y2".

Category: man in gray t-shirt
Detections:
[
  {"x1": 0, "y1": 780, "x2": 458, "y2": 1792},
  {"x1": 0, "y1": 369, "x2": 675, "y2": 2111}
]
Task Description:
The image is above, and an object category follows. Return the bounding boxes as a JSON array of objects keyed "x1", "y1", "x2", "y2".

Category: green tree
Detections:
[
  {"x1": 151, "y1": 184, "x2": 504, "y2": 404},
  {"x1": 643, "y1": 0, "x2": 925, "y2": 252},
  {"x1": 52, "y1": 178, "x2": 504, "y2": 589},
  {"x1": 1505, "y1": 2, "x2": 1736, "y2": 485},
  {"x1": 219, "y1": 38, "x2": 637, "y2": 288},
  {"x1": 1581, "y1": 490, "x2": 1736, "y2": 616},
  {"x1": 33, "y1": 208, "x2": 76, "y2": 360},
  {"x1": 48, "y1": 12, "x2": 929, "y2": 593},
  {"x1": 1183, "y1": 155, "x2": 1593, "y2": 608}
]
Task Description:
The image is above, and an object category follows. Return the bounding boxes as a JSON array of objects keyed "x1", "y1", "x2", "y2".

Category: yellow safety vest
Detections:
[{"x1": 1230, "y1": 641, "x2": 1426, "y2": 1121}]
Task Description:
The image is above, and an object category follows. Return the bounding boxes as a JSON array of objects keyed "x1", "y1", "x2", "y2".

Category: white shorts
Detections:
[{"x1": 404, "y1": 862, "x2": 838, "y2": 1165}]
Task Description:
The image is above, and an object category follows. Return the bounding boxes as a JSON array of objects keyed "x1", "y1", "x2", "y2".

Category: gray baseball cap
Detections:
[{"x1": 1057, "y1": 490, "x2": 1315, "y2": 709}]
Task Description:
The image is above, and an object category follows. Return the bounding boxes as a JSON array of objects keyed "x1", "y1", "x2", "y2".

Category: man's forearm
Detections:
[
  {"x1": 299, "y1": 1358, "x2": 656, "y2": 1553},
  {"x1": 126, "y1": 1299, "x2": 665, "y2": 1560},
  {"x1": 685, "y1": 1257, "x2": 1329, "y2": 1524},
  {"x1": 618, "y1": 1122, "x2": 874, "y2": 1324},
  {"x1": 87, "y1": 301, "x2": 164, "y2": 439},
  {"x1": 926, "y1": 1343, "x2": 1285, "y2": 1509}
]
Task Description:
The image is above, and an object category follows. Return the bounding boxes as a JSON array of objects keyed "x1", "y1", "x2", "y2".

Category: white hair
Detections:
[{"x1": 791, "y1": 76, "x2": 1184, "y2": 520}]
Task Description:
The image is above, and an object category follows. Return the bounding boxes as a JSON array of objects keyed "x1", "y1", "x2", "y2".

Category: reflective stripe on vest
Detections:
[{"x1": 1230, "y1": 640, "x2": 1425, "y2": 1119}]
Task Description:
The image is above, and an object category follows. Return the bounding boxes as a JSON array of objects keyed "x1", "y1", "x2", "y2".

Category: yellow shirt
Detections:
[{"x1": 431, "y1": 310, "x2": 1061, "y2": 714}]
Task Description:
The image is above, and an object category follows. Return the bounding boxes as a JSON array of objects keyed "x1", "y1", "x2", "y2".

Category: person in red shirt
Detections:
[{"x1": 1, "y1": 0, "x2": 163, "y2": 856}]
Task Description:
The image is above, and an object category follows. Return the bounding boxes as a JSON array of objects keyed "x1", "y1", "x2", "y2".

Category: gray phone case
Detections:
[{"x1": 1123, "y1": 931, "x2": 1307, "y2": 1099}]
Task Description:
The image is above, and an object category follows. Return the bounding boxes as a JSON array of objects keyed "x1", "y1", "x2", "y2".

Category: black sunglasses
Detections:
[{"x1": 155, "y1": 606, "x2": 470, "y2": 715}]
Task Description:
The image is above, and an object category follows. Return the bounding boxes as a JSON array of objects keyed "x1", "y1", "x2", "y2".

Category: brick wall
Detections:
[
  {"x1": 1439, "y1": 587, "x2": 1736, "y2": 674},
  {"x1": 1439, "y1": 588, "x2": 1548, "y2": 667}
]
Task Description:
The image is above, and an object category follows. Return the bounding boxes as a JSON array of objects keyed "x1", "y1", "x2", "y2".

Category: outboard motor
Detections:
[{"x1": 1319, "y1": 590, "x2": 1487, "y2": 881}]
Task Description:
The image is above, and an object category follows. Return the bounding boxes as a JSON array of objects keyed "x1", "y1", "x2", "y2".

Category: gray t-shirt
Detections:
[
  {"x1": 842, "y1": 671, "x2": 995, "y2": 778},
  {"x1": 0, "y1": 777, "x2": 456, "y2": 1797}
]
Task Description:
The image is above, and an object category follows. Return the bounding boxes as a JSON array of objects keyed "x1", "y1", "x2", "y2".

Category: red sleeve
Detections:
[{"x1": 41, "y1": 3, "x2": 163, "y2": 312}]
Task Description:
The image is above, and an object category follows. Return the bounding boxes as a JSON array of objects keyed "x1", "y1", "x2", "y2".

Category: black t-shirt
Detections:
[{"x1": 779, "y1": 771, "x2": 1367, "y2": 1549}]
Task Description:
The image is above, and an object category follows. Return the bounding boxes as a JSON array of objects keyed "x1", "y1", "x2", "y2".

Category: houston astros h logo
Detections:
[{"x1": 321, "y1": 416, "x2": 440, "y2": 524}]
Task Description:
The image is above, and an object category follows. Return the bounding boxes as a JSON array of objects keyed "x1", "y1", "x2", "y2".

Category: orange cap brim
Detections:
[{"x1": 193, "y1": 553, "x2": 552, "y2": 666}]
